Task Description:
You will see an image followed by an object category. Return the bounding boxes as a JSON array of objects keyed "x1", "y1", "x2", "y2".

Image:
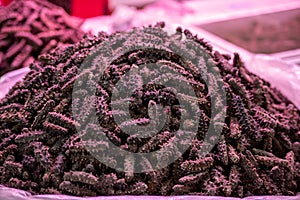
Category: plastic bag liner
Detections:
[
  {"x1": 0, "y1": 67, "x2": 30, "y2": 99},
  {"x1": 248, "y1": 54, "x2": 300, "y2": 109},
  {"x1": 0, "y1": 186, "x2": 299, "y2": 200}
]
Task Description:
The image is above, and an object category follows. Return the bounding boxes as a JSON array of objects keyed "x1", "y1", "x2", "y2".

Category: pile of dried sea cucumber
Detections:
[{"x1": 0, "y1": 23, "x2": 299, "y2": 197}]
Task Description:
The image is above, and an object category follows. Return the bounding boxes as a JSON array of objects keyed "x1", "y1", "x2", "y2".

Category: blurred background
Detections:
[{"x1": 1, "y1": 0, "x2": 300, "y2": 65}]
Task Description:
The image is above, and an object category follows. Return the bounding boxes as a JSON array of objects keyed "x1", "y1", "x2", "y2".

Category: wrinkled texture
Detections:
[
  {"x1": 0, "y1": 0, "x2": 84, "y2": 76},
  {"x1": 0, "y1": 185, "x2": 300, "y2": 200},
  {"x1": 0, "y1": 23, "x2": 299, "y2": 197}
]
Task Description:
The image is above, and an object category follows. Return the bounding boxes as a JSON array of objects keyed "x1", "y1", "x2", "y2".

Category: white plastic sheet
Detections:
[
  {"x1": 0, "y1": 67, "x2": 30, "y2": 99},
  {"x1": 248, "y1": 54, "x2": 300, "y2": 109},
  {"x1": 0, "y1": 186, "x2": 299, "y2": 200}
]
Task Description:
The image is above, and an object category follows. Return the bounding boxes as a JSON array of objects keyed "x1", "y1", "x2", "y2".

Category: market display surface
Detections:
[
  {"x1": 0, "y1": 0, "x2": 84, "y2": 76},
  {"x1": 0, "y1": 22, "x2": 299, "y2": 198}
]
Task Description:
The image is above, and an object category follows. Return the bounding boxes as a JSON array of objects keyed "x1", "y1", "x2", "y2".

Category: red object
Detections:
[
  {"x1": 71, "y1": 0, "x2": 109, "y2": 18},
  {"x1": 1, "y1": 0, "x2": 11, "y2": 6},
  {"x1": 1, "y1": 0, "x2": 109, "y2": 18}
]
